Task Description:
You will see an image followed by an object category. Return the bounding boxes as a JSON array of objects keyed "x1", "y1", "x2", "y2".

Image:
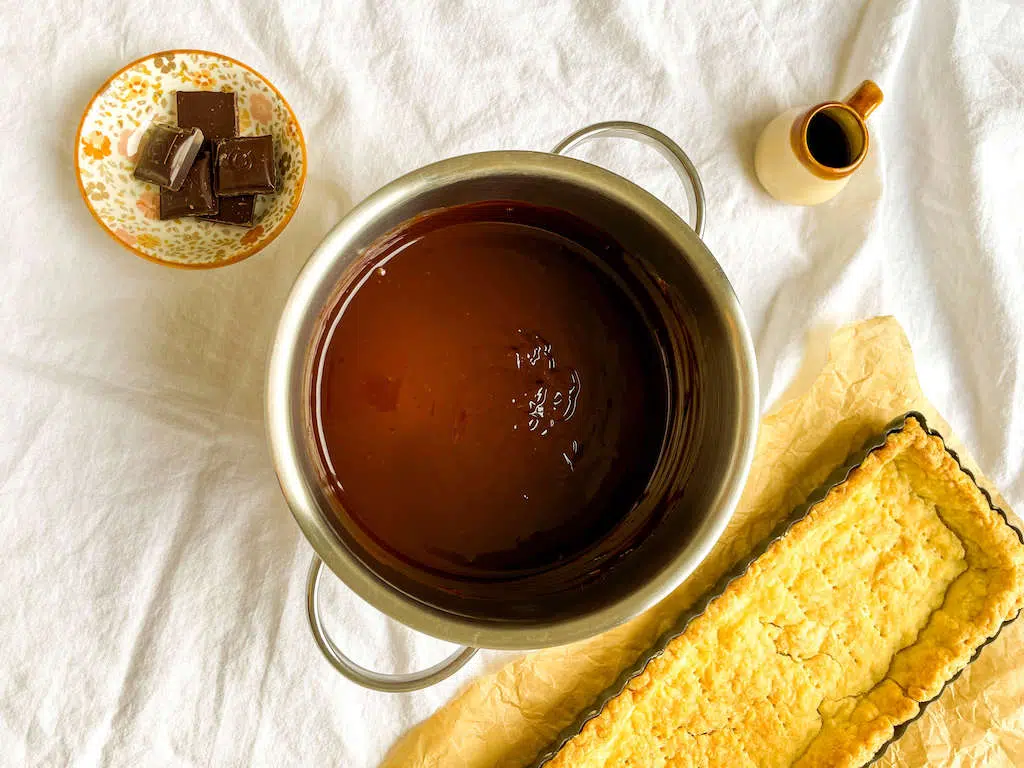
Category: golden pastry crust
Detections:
[{"x1": 545, "y1": 418, "x2": 1024, "y2": 768}]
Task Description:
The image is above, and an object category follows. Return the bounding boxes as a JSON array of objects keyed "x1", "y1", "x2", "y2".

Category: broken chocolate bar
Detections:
[
  {"x1": 214, "y1": 135, "x2": 276, "y2": 196},
  {"x1": 176, "y1": 91, "x2": 238, "y2": 146},
  {"x1": 201, "y1": 194, "x2": 256, "y2": 227},
  {"x1": 133, "y1": 122, "x2": 203, "y2": 192},
  {"x1": 159, "y1": 152, "x2": 217, "y2": 219}
]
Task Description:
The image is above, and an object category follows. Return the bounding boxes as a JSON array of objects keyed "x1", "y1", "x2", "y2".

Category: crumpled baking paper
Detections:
[{"x1": 382, "y1": 316, "x2": 1023, "y2": 768}]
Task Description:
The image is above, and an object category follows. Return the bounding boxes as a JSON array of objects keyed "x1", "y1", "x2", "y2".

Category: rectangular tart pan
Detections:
[{"x1": 529, "y1": 411, "x2": 1024, "y2": 768}]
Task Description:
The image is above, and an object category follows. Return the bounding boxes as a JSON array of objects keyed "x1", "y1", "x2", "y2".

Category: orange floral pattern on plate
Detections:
[
  {"x1": 240, "y1": 224, "x2": 265, "y2": 246},
  {"x1": 185, "y1": 68, "x2": 217, "y2": 89},
  {"x1": 82, "y1": 131, "x2": 112, "y2": 160},
  {"x1": 121, "y1": 74, "x2": 149, "y2": 100},
  {"x1": 250, "y1": 93, "x2": 274, "y2": 125}
]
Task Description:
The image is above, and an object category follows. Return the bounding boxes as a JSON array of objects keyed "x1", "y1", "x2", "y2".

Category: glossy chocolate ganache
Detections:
[{"x1": 310, "y1": 201, "x2": 679, "y2": 596}]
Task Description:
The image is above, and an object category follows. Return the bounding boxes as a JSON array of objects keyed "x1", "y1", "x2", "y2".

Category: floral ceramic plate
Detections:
[{"x1": 75, "y1": 50, "x2": 306, "y2": 269}]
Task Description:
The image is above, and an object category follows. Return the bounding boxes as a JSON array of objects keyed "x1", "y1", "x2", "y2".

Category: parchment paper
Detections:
[{"x1": 382, "y1": 317, "x2": 1023, "y2": 768}]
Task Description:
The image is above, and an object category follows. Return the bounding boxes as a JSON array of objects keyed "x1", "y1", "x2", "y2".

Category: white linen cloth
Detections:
[{"x1": 1, "y1": 0, "x2": 1021, "y2": 765}]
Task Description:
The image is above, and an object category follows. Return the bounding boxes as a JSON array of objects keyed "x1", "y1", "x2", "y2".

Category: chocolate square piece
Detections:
[
  {"x1": 214, "y1": 135, "x2": 276, "y2": 196},
  {"x1": 159, "y1": 152, "x2": 218, "y2": 219},
  {"x1": 176, "y1": 91, "x2": 238, "y2": 145},
  {"x1": 133, "y1": 122, "x2": 203, "y2": 191},
  {"x1": 201, "y1": 194, "x2": 256, "y2": 227}
]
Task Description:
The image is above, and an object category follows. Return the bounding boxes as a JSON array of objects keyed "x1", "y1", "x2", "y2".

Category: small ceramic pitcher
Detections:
[{"x1": 755, "y1": 80, "x2": 883, "y2": 205}]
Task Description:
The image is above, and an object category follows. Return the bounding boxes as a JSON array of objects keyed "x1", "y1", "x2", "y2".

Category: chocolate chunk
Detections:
[
  {"x1": 214, "y1": 135, "x2": 276, "y2": 196},
  {"x1": 201, "y1": 194, "x2": 256, "y2": 227},
  {"x1": 176, "y1": 91, "x2": 237, "y2": 146},
  {"x1": 133, "y1": 122, "x2": 203, "y2": 191},
  {"x1": 159, "y1": 152, "x2": 218, "y2": 219}
]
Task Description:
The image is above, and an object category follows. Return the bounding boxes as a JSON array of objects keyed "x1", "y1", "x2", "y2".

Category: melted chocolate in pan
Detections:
[{"x1": 310, "y1": 202, "x2": 688, "y2": 609}]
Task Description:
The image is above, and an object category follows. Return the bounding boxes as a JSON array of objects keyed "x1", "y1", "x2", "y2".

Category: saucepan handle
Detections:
[
  {"x1": 306, "y1": 555, "x2": 478, "y2": 692},
  {"x1": 552, "y1": 121, "x2": 706, "y2": 238}
]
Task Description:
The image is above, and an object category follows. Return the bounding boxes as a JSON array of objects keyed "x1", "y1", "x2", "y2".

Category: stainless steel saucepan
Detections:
[{"x1": 266, "y1": 122, "x2": 758, "y2": 691}]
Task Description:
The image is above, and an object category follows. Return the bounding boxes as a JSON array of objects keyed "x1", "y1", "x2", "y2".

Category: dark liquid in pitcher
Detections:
[
  {"x1": 806, "y1": 111, "x2": 853, "y2": 168},
  {"x1": 311, "y1": 202, "x2": 670, "y2": 582}
]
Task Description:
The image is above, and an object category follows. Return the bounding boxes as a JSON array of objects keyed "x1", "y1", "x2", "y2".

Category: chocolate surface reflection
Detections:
[{"x1": 311, "y1": 202, "x2": 672, "y2": 582}]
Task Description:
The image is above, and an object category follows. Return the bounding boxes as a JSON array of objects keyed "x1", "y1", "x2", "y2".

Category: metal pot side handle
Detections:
[
  {"x1": 306, "y1": 555, "x2": 478, "y2": 692},
  {"x1": 552, "y1": 121, "x2": 706, "y2": 238}
]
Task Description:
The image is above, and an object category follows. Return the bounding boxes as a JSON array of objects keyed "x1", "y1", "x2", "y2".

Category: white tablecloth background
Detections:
[{"x1": 1, "y1": 0, "x2": 1021, "y2": 765}]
